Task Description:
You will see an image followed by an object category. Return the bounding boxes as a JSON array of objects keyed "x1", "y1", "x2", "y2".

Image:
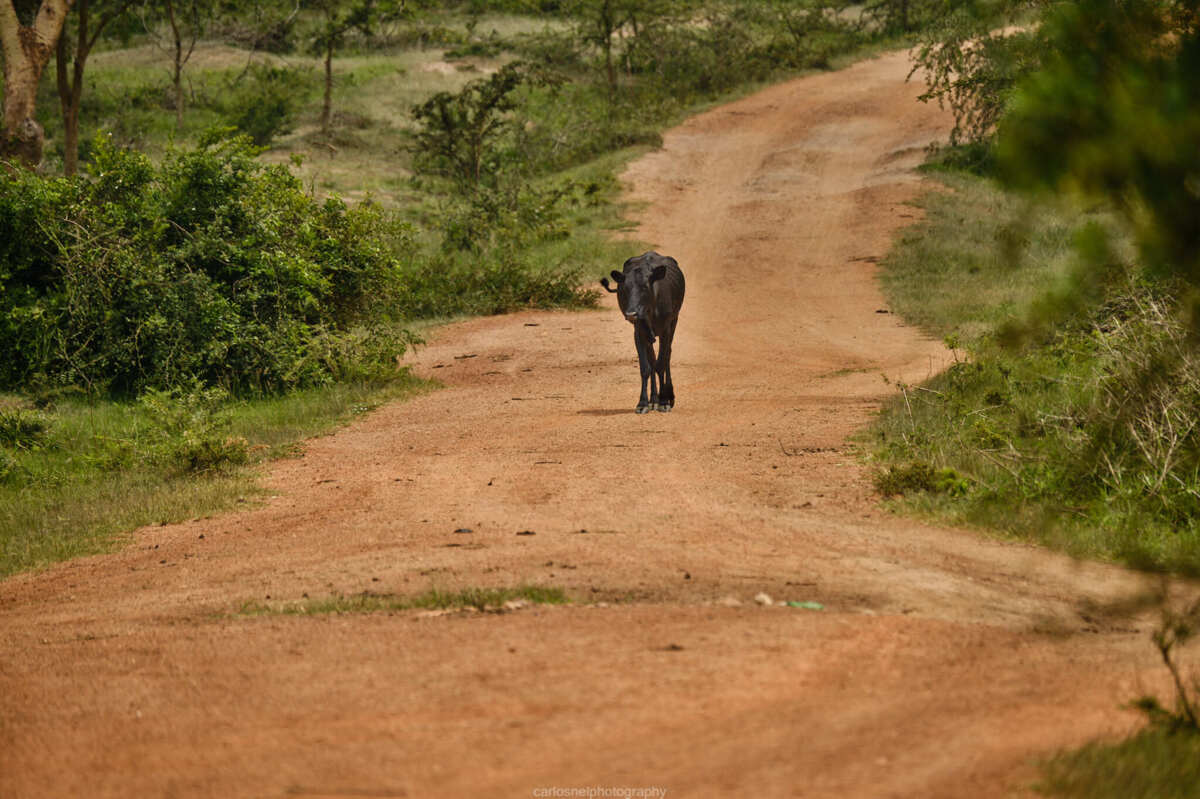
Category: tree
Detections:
[
  {"x1": 305, "y1": 0, "x2": 388, "y2": 136},
  {"x1": 140, "y1": 0, "x2": 211, "y2": 129},
  {"x1": 410, "y1": 61, "x2": 549, "y2": 188},
  {"x1": 568, "y1": 0, "x2": 668, "y2": 107},
  {"x1": 0, "y1": 0, "x2": 74, "y2": 167},
  {"x1": 910, "y1": 1, "x2": 1044, "y2": 148},
  {"x1": 54, "y1": 0, "x2": 137, "y2": 175},
  {"x1": 572, "y1": 0, "x2": 626, "y2": 105}
]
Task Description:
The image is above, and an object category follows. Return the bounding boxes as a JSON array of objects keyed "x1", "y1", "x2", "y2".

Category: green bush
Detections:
[
  {"x1": 410, "y1": 61, "x2": 560, "y2": 187},
  {"x1": 875, "y1": 460, "x2": 970, "y2": 497},
  {"x1": 514, "y1": 83, "x2": 663, "y2": 175},
  {"x1": 0, "y1": 131, "x2": 413, "y2": 397},
  {"x1": 437, "y1": 181, "x2": 570, "y2": 253}
]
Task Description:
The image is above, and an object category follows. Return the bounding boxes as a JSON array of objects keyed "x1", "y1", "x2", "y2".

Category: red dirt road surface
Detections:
[{"x1": 0, "y1": 50, "x2": 1167, "y2": 798}]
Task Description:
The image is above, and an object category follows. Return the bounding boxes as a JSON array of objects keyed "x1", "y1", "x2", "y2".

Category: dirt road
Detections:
[{"x1": 1, "y1": 51, "x2": 1164, "y2": 798}]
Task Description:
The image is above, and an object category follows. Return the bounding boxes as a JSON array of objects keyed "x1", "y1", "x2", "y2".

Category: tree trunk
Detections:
[
  {"x1": 54, "y1": 0, "x2": 133, "y2": 174},
  {"x1": 322, "y1": 37, "x2": 333, "y2": 135},
  {"x1": 55, "y1": 0, "x2": 88, "y2": 177},
  {"x1": 166, "y1": 0, "x2": 184, "y2": 128},
  {"x1": 602, "y1": 0, "x2": 616, "y2": 107},
  {"x1": 0, "y1": 0, "x2": 75, "y2": 167}
]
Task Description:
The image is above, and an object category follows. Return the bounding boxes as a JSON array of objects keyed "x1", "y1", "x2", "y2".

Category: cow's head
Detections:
[{"x1": 607, "y1": 264, "x2": 667, "y2": 342}]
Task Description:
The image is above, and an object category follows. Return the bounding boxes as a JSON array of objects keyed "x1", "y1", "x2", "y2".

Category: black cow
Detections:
[{"x1": 600, "y1": 251, "x2": 685, "y2": 413}]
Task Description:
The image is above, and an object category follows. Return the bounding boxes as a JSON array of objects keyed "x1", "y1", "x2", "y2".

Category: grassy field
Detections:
[
  {"x1": 0, "y1": 376, "x2": 430, "y2": 578},
  {"x1": 75, "y1": 19, "x2": 538, "y2": 201}
]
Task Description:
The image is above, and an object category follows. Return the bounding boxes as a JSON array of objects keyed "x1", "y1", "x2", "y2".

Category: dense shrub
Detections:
[
  {"x1": 410, "y1": 61, "x2": 562, "y2": 187},
  {"x1": 0, "y1": 131, "x2": 413, "y2": 397}
]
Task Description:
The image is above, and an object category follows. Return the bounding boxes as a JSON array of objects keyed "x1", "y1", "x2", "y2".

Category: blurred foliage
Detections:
[
  {"x1": 873, "y1": 163, "x2": 1200, "y2": 575},
  {"x1": 998, "y1": 0, "x2": 1200, "y2": 292}
]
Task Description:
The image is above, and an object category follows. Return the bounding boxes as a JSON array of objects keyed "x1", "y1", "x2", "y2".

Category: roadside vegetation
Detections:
[
  {"x1": 1, "y1": 0, "x2": 958, "y2": 576},
  {"x1": 876, "y1": 0, "x2": 1200, "y2": 575},
  {"x1": 873, "y1": 0, "x2": 1200, "y2": 790}
]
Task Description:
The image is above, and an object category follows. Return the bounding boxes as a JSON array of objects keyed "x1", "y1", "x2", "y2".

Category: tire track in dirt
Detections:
[{"x1": 0, "y1": 50, "x2": 1163, "y2": 798}]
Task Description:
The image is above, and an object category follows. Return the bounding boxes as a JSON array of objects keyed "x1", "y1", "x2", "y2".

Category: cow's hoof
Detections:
[
  {"x1": 636, "y1": 405, "x2": 651, "y2": 414},
  {"x1": 656, "y1": 404, "x2": 671, "y2": 413}
]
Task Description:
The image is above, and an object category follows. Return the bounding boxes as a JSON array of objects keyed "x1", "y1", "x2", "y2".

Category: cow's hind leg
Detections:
[{"x1": 656, "y1": 319, "x2": 678, "y2": 412}]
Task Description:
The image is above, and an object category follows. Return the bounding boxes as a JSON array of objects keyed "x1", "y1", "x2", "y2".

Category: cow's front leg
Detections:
[{"x1": 635, "y1": 328, "x2": 653, "y2": 413}]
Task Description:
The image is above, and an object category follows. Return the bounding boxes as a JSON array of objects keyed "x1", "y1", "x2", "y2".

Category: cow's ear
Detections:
[
  {"x1": 610, "y1": 270, "x2": 625, "y2": 283},
  {"x1": 650, "y1": 265, "x2": 667, "y2": 282}
]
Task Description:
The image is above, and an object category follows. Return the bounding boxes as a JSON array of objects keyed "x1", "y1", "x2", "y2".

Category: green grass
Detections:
[
  {"x1": 0, "y1": 374, "x2": 429, "y2": 578},
  {"x1": 237, "y1": 584, "x2": 569, "y2": 617},
  {"x1": 877, "y1": 170, "x2": 1082, "y2": 342},
  {"x1": 1038, "y1": 728, "x2": 1200, "y2": 799}
]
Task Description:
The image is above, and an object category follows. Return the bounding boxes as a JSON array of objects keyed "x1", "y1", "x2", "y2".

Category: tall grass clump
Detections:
[
  {"x1": 1038, "y1": 729, "x2": 1200, "y2": 799},
  {"x1": 238, "y1": 584, "x2": 569, "y2": 616}
]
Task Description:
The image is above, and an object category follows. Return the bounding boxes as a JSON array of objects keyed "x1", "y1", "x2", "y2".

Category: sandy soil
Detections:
[{"x1": 0, "y1": 50, "x2": 1171, "y2": 798}]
